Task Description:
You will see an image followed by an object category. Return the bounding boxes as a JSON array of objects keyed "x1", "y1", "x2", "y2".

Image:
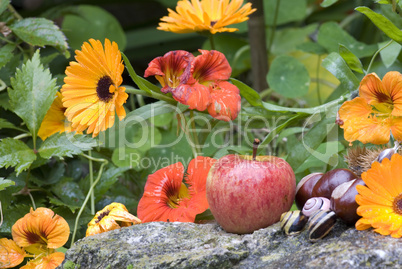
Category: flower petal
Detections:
[
  {"x1": 207, "y1": 81, "x2": 241, "y2": 121},
  {"x1": 359, "y1": 73, "x2": 392, "y2": 112},
  {"x1": 382, "y1": 71, "x2": 402, "y2": 116},
  {"x1": 192, "y1": 50, "x2": 232, "y2": 83},
  {"x1": 0, "y1": 238, "x2": 26, "y2": 268},
  {"x1": 172, "y1": 83, "x2": 211, "y2": 111}
]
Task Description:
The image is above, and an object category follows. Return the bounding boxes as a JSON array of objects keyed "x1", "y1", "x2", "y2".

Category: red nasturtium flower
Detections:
[
  {"x1": 338, "y1": 71, "x2": 402, "y2": 144},
  {"x1": 145, "y1": 49, "x2": 241, "y2": 121},
  {"x1": 86, "y1": 202, "x2": 141, "y2": 237},
  {"x1": 12, "y1": 208, "x2": 70, "y2": 255},
  {"x1": 0, "y1": 238, "x2": 27, "y2": 268},
  {"x1": 137, "y1": 156, "x2": 216, "y2": 222}
]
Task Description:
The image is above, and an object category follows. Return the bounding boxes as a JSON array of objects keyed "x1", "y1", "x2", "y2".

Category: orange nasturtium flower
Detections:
[
  {"x1": 157, "y1": 0, "x2": 256, "y2": 34},
  {"x1": 61, "y1": 38, "x2": 128, "y2": 137},
  {"x1": 86, "y1": 203, "x2": 141, "y2": 237},
  {"x1": 22, "y1": 252, "x2": 65, "y2": 269},
  {"x1": 12, "y1": 207, "x2": 70, "y2": 255},
  {"x1": 145, "y1": 49, "x2": 241, "y2": 121},
  {"x1": 355, "y1": 153, "x2": 402, "y2": 238},
  {"x1": 38, "y1": 92, "x2": 79, "y2": 140},
  {"x1": 338, "y1": 72, "x2": 402, "y2": 144},
  {"x1": 0, "y1": 238, "x2": 27, "y2": 268},
  {"x1": 137, "y1": 156, "x2": 216, "y2": 223}
]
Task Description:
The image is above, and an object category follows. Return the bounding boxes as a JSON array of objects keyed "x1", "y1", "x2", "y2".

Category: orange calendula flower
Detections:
[
  {"x1": 38, "y1": 92, "x2": 78, "y2": 140},
  {"x1": 355, "y1": 153, "x2": 402, "y2": 238},
  {"x1": 61, "y1": 38, "x2": 128, "y2": 137},
  {"x1": 145, "y1": 49, "x2": 241, "y2": 121},
  {"x1": 137, "y1": 156, "x2": 216, "y2": 223},
  {"x1": 0, "y1": 238, "x2": 27, "y2": 268},
  {"x1": 338, "y1": 72, "x2": 402, "y2": 144},
  {"x1": 158, "y1": 0, "x2": 256, "y2": 34},
  {"x1": 86, "y1": 202, "x2": 141, "y2": 237},
  {"x1": 12, "y1": 208, "x2": 70, "y2": 255},
  {"x1": 21, "y1": 252, "x2": 65, "y2": 269}
]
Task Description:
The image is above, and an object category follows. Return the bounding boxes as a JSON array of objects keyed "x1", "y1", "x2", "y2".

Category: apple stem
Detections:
[{"x1": 253, "y1": 139, "x2": 260, "y2": 161}]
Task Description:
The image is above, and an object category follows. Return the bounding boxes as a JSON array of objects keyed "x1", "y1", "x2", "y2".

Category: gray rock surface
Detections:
[{"x1": 59, "y1": 221, "x2": 402, "y2": 269}]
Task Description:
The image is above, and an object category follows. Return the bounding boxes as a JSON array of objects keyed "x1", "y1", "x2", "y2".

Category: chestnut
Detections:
[
  {"x1": 330, "y1": 178, "x2": 365, "y2": 225},
  {"x1": 295, "y1": 173, "x2": 323, "y2": 209},
  {"x1": 312, "y1": 168, "x2": 357, "y2": 199}
]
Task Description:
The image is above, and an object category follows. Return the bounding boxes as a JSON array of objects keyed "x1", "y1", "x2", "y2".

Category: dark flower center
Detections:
[
  {"x1": 96, "y1": 210, "x2": 110, "y2": 223},
  {"x1": 393, "y1": 193, "x2": 402, "y2": 215},
  {"x1": 97, "y1": 76, "x2": 114, "y2": 102},
  {"x1": 210, "y1": 21, "x2": 217, "y2": 27}
]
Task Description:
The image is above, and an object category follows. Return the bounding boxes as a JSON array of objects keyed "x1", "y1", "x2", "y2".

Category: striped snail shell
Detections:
[
  {"x1": 302, "y1": 197, "x2": 331, "y2": 217},
  {"x1": 307, "y1": 209, "x2": 337, "y2": 242},
  {"x1": 280, "y1": 210, "x2": 308, "y2": 235}
]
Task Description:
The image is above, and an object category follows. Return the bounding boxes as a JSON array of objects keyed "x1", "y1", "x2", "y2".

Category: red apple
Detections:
[{"x1": 206, "y1": 140, "x2": 296, "y2": 234}]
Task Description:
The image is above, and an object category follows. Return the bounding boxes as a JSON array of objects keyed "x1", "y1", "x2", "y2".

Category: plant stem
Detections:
[
  {"x1": 189, "y1": 110, "x2": 201, "y2": 156},
  {"x1": 209, "y1": 34, "x2": 216, "y2": 50},
  {"x1": 125, "y1": 87, "x2": 176, "y2": 105},
  {"x1": 0, "y1": 201, "x2": 3, "y2": 228},
  {"x1": 13, "y1": 133, "x2": 31, "y2": 140},
  {"x1": 7, "y1": 4, "x2": 23, "y2": 20},
  {"x1": 267, "y1": 0, "x2": 280, "y2": 56},
  {"x1": 71, "y1": 157, "x2": 108, "y2": 246},
  {"x1": 27, "y1": 192, "x2": 36, "y2": 210},
  {"x1": 253, "y1": 138, "x2": 260, "y2": 160},
  {"x1": 366, "y1": 39, "x2": 394, "y2": 74},
  {"x1": 316, "y1": 55, "x2": 322, "y2": 105},
  {"x1": 88, "y1": 150, "x2": 95, "y2": 215}
]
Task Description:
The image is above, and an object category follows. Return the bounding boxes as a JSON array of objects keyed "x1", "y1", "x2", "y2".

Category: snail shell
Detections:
[
  {"x1": 376, "y1": 148, "x2": 395, "y2": 163},
  {"x1": 302, "y1": 197, "x2": 331, "y2": 217},
  {"x1": 280, "y1": 210, "x2": 308, "y2": 235},
  {"x1": 307, "y1": 210, "x2": 337, "y2": 242}
]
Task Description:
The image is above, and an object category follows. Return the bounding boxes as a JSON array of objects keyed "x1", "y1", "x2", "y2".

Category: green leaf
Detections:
[
  {"x1": 0, "y1": 118, "x2": 26, "y2": 132},
  {"x1": 267, "y1": 55, "x2": 310, "y2": 98},
  {"x1": 125, "y1": 101, "x2": 178, "y2": 124},
  {"x1": 0, "y1": 0, "x2": 9, "y2": 15},
  {"x1": 0, "y1": 44, "x2": 14, "y2": 70},
  {"x1": 94, "y1": 167, "x2": 129, "y2": 199},
  {"x1": 112, "y1": 147, "x2": 144, "y2": 168},
  {"x1": 322, "y1": 52, "x2": 360, "y2": 93},
  {"x1": 265, "y1": 0, "x2": 307, "y2": 26},
  {"x1": 317, "y1": 21, "x2": 377, "y2": 58},
  {"x1": 38, "y1": 133, "x2": 98, "y2": 159},
  {"x1": 379, "y1": 40, "x2": 402, "y2": 68},
  {"x1": 51, "y1": 178, "x2": 85, "y2": 213},
  {"x1": 231, "y1": 78, "x2": 262, "y2": 106},
  {"x1": 356, "y1": 6, "x2": 402, "y2": 45},
  {"x1": 320, "y1": 0, "x2": 338, "y2": 7},
  {"x1": 297, "y1": 42, "x2": 327, "y2": 55},
  {"x1": 122, "y1": 52, "x2": 151, "y2": 94},
  {"x1": 339, "y1": 44, "x2": 364, "y2": 74},
  {"x1": 62, "y1": 5, "x2": 126, "y2": 51},
  {"x1": 0, "y1": 177, "x2": 15, "y2": 191},
  {"x1": 9, "y1": 18, "x2": 69, "y2": 57},
  {"x1": 286, "y1": 113, "x2": 337, "y2": 172},
  {"x1": 8, "y1": 50, "x2": 58, "y2": 142},
  {"x1": 0, "y1": 138, "x2": 36, "y2": 175}
]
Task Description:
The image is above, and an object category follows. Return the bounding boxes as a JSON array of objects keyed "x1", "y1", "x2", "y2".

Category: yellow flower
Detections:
[
  {"x1": 338, "y1": 72, "x2": 402, "y2": 144},
  {"x1": 0, "y1": 238, "x2": 27, "y2": 268},
  {"x1": 38, "y1": 92, "x2": 78, "y2": 140},
  {"x1": 355, "y1": 153, "x2": 402, "y2": 238},
  {"x1": 21, "y1": 252, "x2": 65, "y2": 269},
  {"x1": 158, "y1": 0, "x2": 256, "y2": 34},
  {"x1": 61, "y1": 38, "x2": 128, "y2": 137},
  {"x1": 12, "y1": 208, "x2": 70, "y2": 255},
  {"x1": 86, "y1": 203, "x2": 141, "y2": 237}
]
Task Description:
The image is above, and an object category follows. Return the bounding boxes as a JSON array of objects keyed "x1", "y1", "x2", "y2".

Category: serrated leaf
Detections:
[
  {"x1": 8, "y1": 50, "x2": 58, "y2": 142},
  {"x1": 356, "y1": 6, "x2": 402, "y2": 45},
  {"x1": 231, "y1": 78, "x2": 262, "y2": 107},
  {"x1": 0, "y1": 43, "x2": 14, "y2": 70},
  {"x1": 322, "y1": 52, "x2": 360, "y2": 93},
  {"x1": 0, "y1": 138, "x2": 36, "y2": 175},
  {"x1": 0, "y1": 177, "x2": 15, "y2": 191},
  {"x1": 94, "y1": 167, "x2": 129, "y2": 199},
  {"x1": 38, "y1": 133, "x2": 98, "y2": 159},
  {"x1": 9, "y1": 18, "x2": 69, "y2": 57},
  {"x1": 267, "y1": 55, "x2": 310, "y2": 98},
  {"x1": 339, "y1": 44, "x2": 364, "y2": 74}
]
